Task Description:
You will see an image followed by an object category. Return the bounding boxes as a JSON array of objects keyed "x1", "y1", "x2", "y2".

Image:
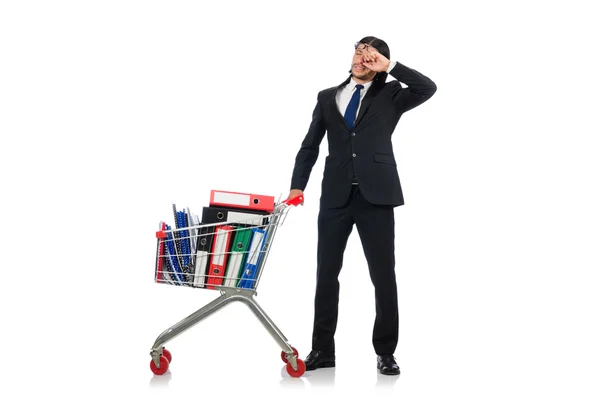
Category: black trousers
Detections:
[{"x1": 312, "y1": 185, "x2": 399, "y2": 356}]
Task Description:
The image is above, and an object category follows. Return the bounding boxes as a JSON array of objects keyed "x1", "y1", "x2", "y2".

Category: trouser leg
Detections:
[
  {"x1": 311, "y1": 192, "x2": 356, "y2": 354},
  {"x1": 353, "y1": 188, "x2": 398, "y2": 355}
]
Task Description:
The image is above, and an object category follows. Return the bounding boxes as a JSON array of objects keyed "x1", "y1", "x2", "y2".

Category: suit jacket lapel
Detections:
[
  {"x1": 328, "y1": 76, "x2": 351, "y2": 131},
  {"x1": 354, "y1": 84, "x2": 381, "y2": 127}
]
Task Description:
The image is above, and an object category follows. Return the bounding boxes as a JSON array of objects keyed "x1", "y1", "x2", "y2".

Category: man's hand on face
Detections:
[{"x1": 362, "y1": 50, "x2": 391, "y2": 73}]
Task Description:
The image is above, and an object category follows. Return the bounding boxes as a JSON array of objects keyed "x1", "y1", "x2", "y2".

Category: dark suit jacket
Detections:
[{"x1": 290, "y1": 62, "x2": 437, "y2": 208}]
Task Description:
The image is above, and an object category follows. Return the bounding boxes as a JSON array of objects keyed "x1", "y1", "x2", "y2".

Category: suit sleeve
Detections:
[
  {"x1": 388, "y1": 61, "x2": 437, "y2": 113},
  {"x1": 290, "y1": 95, "x2": 326, "y2": 191}
]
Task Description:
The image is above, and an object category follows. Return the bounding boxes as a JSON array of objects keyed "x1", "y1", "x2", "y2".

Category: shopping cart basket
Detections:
[{"x1": 149, "y1": 194, "x2": 305, "y2": 377}]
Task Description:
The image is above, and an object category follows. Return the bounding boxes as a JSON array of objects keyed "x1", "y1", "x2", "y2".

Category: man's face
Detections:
[{"x1": 351, "y1": 43, "x2": 378, "y2": 81}]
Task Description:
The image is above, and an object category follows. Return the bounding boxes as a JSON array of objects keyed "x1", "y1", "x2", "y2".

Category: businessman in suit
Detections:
[{"x1": 287, "y1": 36, "x2": 436, "y2": 375}]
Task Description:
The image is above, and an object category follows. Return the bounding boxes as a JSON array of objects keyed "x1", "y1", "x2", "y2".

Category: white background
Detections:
[{"x1": 1, "y1": 0, "x2": 599, "y2": 396}]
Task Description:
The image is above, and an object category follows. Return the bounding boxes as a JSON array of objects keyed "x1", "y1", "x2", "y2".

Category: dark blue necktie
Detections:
[{"x1": 343, "y1": 84, "x2": 364, "y2": 128}]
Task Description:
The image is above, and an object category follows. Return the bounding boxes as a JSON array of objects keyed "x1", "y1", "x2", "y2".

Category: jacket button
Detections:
[
  {"x1": 352, "y1": 153, "x2": 356, "y2": 157},
  {"x1": 351, "y1": 133, "x2": 356, "y2": 136}
]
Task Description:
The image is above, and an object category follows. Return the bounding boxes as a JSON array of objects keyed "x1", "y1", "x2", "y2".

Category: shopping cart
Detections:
[{"x1": 149, "y1": 194, "x2": 305, "y2": 377}]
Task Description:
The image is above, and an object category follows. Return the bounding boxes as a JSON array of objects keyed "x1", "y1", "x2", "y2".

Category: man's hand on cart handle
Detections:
[{"x1": 284, "y1": 189, "x2": 304, "y2": 206}]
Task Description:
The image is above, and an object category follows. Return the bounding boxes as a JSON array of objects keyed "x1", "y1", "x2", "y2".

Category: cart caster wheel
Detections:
[
  {"x1": 150, "y1": 355, "x2": 169, "y2": 375},
  {"x1": 162, "y1": 348, "x2": 172, "y2": 363},
  {"x1": 281, "y1": 346, "x2": 298, "y2": 363},
  {"x1": 286, "y1": 358, "x2": 306, "y2": 378}
]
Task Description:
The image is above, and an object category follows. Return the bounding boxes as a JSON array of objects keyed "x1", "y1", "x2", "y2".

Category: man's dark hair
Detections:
[{"x1": 356, "y1": 36, "x2": 391, "y2": 87}]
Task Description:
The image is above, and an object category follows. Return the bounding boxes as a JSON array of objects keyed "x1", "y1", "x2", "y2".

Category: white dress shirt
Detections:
[{"x1": 336, "y1": 61, "x2": 397, "y2": 118}]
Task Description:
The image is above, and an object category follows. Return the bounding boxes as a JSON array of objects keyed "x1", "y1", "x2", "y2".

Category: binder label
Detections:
[{"x1": 213, "y1": 192, "x2": 250, "y2": 206}]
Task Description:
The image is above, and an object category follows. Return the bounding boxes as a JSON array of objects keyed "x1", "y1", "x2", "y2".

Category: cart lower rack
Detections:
[{"x1": 149, "y1": 194, "x2": 305, "y2": 377}]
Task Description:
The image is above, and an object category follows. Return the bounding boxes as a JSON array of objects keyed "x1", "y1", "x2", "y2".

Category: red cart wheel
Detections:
[
  {"x1": 150, "y1": 355, "x2": 169, "y2": 375},
  {"x1": 286, "y1": 358, "x2": 306, "y2": 378},
  {"x1": 281, "y1": 346, "x2": 298, "y2": 363},
  {"x1": 162, "y1": 348, "x2": 172, "y2": 363}
]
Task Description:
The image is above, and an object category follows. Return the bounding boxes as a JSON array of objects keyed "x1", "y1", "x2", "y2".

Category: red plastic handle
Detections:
[{"x1": 282, "y1": 194, "x2": 304, "y2": 207}]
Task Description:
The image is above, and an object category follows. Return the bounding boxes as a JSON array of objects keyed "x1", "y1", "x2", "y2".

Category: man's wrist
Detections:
[{"x1": 386, "y1": 60, "x2": 396, "y2": 73}]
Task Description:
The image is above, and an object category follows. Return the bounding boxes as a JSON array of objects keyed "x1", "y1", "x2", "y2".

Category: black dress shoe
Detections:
[
  {"x1": 304, "y1": 350, "x2": 335, "y2": 371},
  {"x1": 377, "y1": 355, "x2": 400, "y2": 375}
]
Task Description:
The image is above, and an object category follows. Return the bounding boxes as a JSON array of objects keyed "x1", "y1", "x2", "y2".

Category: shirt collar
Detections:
[{"x1": 348, "y1": 77, "x2": 373, "y2": 91}]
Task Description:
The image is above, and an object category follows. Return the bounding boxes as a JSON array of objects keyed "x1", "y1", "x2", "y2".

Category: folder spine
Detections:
[
  {"x1": 193, "y1": 224, "x2": 215, "y2": 288},
  {"x1": 210, "y1": 190, "x2": 276, "y2": 213},
  {"x1": 224, "y1": 226, "x2": 253, "y2": 287},
  {"x1": 238, "y1": 228, "x2": 268, "y2": 290},
  {"x1": 206, "y1": 225, "x2": 234, "y2": 288},
  {"x1": 165, "y1": 225, "x2": 184, "y2": 285}
]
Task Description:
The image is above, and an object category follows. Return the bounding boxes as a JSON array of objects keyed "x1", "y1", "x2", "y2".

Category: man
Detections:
[{"x1": 287, "y1": 36, "x2": 436, "y2": 375}]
